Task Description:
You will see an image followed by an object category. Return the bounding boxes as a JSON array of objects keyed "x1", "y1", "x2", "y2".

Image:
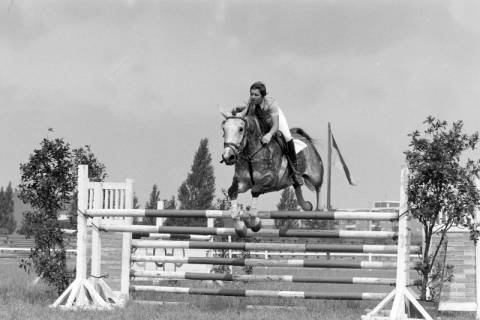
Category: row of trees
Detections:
[{"x1": 0, "y1": 183, "x2": 16, "y2": 234}]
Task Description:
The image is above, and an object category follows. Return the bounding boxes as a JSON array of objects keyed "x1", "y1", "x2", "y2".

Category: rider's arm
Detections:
[{"x1": 266, "y1": 101, "x2": 280, "y2": 137}]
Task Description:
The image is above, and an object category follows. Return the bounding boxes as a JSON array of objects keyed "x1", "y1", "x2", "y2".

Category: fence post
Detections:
[
  {"x1": 120, "y1": 178, "x2": 134, "y2": 299},
  {"x1": 91, "y1": 182, "x2": 103, "y2": 291}
]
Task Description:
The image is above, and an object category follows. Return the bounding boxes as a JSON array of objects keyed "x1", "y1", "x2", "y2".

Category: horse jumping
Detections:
[{"x1": 220, "y1": 112, "x2": 324, "y2": 235}]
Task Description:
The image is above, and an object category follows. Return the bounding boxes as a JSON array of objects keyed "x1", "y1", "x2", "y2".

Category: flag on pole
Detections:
[{"x1": 330, "y1": 129, "x2": 356, "y2": 186}]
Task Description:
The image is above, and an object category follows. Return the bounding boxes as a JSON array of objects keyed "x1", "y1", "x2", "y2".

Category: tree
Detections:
[
  {"x1": 144, "y1": 184, "x2": 160, "y2": 225},
  {"x1": 274, "y1": 187, "x2": 299, "y2": 229},
  {"x1": 133, "y1": 194, "x2": 140, "y2": 209},
  {"x1": 212, "y1": 189, "x2": 231, "y2": 228},
  {"x1": 0, "y1": 183, "x2": 16, "y2": 234},
  {"x1": 405, "y1": 117, "x2": 480, "y2": 301},
  {"x1": 18, "y1": 138, "x2": 106, "y2": 293},
  {"x1": 167, "y1": 138, "x2": 215, "y2": 226}
]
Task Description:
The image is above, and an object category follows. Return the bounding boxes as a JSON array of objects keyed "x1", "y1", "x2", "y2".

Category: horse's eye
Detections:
[{"x1": 239, "y1": 128, "x2": 244, "y2": 132}]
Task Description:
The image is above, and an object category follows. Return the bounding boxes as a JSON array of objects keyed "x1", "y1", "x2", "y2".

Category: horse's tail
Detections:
[
  {"x1": 290, "y1": 127, "x2": 316, "y2": 144},
  {"x1": 291, "y1": 127, "x2": 323, "y2": 164}
]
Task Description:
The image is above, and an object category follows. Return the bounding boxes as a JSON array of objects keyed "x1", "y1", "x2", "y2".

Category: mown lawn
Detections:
[{"x1": 0, "y1": 260, "x2": 475, "y2": 320}]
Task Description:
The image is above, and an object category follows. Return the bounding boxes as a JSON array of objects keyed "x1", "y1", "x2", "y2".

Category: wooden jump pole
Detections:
[
  {"x1": 99, "y1": 225, "x2": 398, "y2": 239},
  {"x1": 130, "y1": 239, "x2": 421, "y2": 254},
  {"x1": 129, "y1": 255, "x2": 400, "y2": 269},
  {"x1": 86, "y1": 209, "x2": 399, "y2": 221},
  {"x1": 130, "y1": 270, "x2": 401, "y2": 285}
]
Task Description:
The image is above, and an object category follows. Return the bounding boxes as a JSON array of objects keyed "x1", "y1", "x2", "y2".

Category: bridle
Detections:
[{"x1": 222, "y1": 116, "x2": 267, "y2": 163}]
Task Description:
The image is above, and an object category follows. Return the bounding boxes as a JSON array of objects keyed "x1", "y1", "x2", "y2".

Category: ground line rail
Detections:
[{"x1": 131, "y1": 286, "x2": 388, "y2": 301}]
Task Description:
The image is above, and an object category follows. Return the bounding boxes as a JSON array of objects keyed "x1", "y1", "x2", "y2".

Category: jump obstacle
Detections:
[{"x1": 53, "y1": 165, "x2": 433, "y2": 319}]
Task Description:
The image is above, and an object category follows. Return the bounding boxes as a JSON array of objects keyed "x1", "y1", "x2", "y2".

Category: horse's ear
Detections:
[{"x1": 219, "y1": 107, "x2": 231, "y2": 119}]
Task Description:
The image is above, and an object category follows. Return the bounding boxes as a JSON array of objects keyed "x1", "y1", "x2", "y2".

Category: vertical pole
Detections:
[
  {"x1": 76, "y1": 165, "x2": 89, "y2": 282},
  {"x1": 91, "y1": 182, "x2": 103, "y2": 289},
  {"x1": 476, "y1": 217, "x2": 480, "y2": 320},
  {"x1": 120, "y1": 178, "x2": 134, "y2": 299},
  {"x1": 155, "y1": 200, "x2": 165, "y2": 284},
  {"x1": 475, "y1": 178, "x2": 480, "y2": 320},
  {"x1": 327, "y1": 122, "x2": 332, "y2": 211}
]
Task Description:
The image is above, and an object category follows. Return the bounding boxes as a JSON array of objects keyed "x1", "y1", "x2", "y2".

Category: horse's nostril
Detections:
[{"x1": 229, "y1": 155, "x2": 235, "y2": 161}]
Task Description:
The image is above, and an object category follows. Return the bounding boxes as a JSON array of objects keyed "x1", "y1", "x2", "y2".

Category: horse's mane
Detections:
[{"x1": 245, "y1": 115, "x2": 263, "y2": 139}]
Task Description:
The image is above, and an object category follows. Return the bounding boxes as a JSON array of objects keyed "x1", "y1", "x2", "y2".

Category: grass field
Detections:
[{"x1": 0, "y1": 259, "x2": 475, "y2": 320}]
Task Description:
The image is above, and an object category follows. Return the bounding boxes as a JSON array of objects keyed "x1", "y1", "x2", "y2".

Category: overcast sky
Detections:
[{"x1": 1, "y1": 0, "x2": 480, "y2": 210}]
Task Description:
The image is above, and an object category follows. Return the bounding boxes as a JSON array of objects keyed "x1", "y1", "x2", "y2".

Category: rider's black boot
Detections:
[{"x1": 287, "y1": 139, "x2": 303, "y2": 186}]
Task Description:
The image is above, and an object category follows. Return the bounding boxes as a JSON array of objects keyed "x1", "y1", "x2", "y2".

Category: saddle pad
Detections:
[{"x1": 293, "y1": 139, "x2": 307, "y2": 154}]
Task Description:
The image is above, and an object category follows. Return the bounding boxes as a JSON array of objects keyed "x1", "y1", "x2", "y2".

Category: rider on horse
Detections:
[{"x1": 232, "y1": 81, "x2": 303, "y2": 185}]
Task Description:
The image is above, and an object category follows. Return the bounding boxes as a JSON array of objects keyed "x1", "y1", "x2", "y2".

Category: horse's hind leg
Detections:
[
  {"x1": 293, "y1": 186, "x2": 313, "y2": 211},
  {"x1": 315, "y1": 187, "x2": 321, "y2": 211}
]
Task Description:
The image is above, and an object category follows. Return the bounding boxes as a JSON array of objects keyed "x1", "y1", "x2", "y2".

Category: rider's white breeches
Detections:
[{"x1": 278, "y1": 108, "x2": 292, "y2": 142}]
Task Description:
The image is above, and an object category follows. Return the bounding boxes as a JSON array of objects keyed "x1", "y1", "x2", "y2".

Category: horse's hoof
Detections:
[
  {"x1": 234, "y1": 219, "x2": 247, "y2": 237},
  {"x1": 301, "y1": 201, "x2": 313, "y2": 211},
  {"x1": 250, "y1": 218, "x2": 262, "y2": 232}
]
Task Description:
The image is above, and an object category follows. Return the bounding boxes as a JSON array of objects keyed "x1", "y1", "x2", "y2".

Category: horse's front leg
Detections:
[
  {"x1": 245, "y1": 192, "x2": 262, "y2": 232},
  {"x1": 245, "y1": 175, "x2": 274, "y2": 232},
  {"x1": 228, "y1": 177, "x2": 249, "y2": 236}
]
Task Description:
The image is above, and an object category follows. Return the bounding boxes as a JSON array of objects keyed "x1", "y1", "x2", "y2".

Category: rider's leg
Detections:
[
  {"x1": 286, "y1": 139, "x2": 303, "y2": 185},
  {"x1": 278, "y1": 109, "x2": 303, "y2": 186}
]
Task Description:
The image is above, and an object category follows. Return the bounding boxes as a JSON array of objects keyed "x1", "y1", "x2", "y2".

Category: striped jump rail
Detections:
[
  {"x1": 131, "y1": 285, "x2": 389, "y2": 301},
  {"x1": 87, "y1": 209, "x2": 398, "y2": 221},
  {"x1": 129, "y1": 255, "x2": 403, "y2": 269},
  {"x1": 132, "y1": 239, "x2": 420, "y2": 254},
  {"x1": 130, "y1": 270, "x2": 424, "y2": 286},
  {"x1": 100, "y1": 225, "x2": 398, "y2": 240}
]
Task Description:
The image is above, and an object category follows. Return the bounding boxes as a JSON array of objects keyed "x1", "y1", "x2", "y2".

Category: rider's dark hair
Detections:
[{"x1": 250, "y1": 81, "x2": 267, "y2": 97}]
